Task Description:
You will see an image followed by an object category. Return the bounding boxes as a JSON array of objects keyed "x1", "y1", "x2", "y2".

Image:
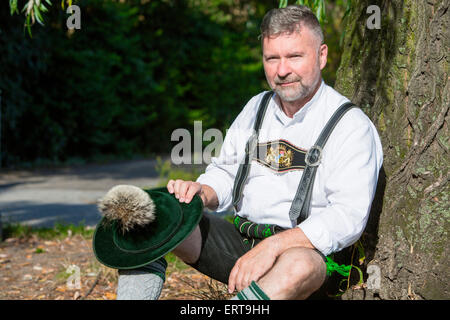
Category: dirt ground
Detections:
[{"x1": 0, "y1": 234, "x2": 231, "y2": 300}]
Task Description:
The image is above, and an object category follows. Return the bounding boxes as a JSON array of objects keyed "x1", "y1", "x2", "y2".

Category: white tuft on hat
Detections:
[{"x1": 98, "y1": 185, "x2": 156, "y2": 234}]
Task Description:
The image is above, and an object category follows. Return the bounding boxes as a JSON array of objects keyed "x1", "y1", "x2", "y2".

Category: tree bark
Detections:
[{"x1": 334, "y1": 0, "x2": 449, "y2": 299}]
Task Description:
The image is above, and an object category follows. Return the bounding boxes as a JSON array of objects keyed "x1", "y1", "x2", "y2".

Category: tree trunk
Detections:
[{"x1": 334, "y1": 0, "x2": 449, "y2": 299}]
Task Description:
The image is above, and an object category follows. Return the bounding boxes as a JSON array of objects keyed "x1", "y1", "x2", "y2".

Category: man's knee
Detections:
[
  {"x1": 278, "y1": 247, "x2": 325, "y2": 279},
  {"x1": 172, "y1": 225, "x2": 202, "y2": 264}
]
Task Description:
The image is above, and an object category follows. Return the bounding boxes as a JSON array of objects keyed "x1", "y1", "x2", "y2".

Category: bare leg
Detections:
[
  {"x1": 171, "y1": 225, "x2": 202, "y2": 264},
  {"x1": 257, "y1": 247, "x2": 327, "y2": 300}
]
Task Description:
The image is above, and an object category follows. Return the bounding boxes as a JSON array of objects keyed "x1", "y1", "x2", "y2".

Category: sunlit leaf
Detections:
[
  {"x1": 351, "y1": 265, "x2": 364, "y2": 285},
  {"x1": 356, "y1": 240, "x2": 366, "y2": 265},
  {"x1": 40, "y1": 3, "x2": 48, "y2": 13},
  {"x1": 34, "y1": 4, "x2": 45, "y2": 26},
  {"x1": 25, "y1": 14, "x2": 33, "y2": 37},
  {"x1": 9, "y1": 0, "x2": 19, "y2": 15},
  {"x1": 279, "y1": 0, "x2": 288, "y2": 8}
]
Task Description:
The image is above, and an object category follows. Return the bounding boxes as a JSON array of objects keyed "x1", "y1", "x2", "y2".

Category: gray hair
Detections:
[{"x1": 260, "y1": 5, "x2": 324, "y2": 45}]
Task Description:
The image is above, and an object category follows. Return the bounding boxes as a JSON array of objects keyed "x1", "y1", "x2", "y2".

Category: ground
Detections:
[
  {"x1": 0, "y1": 233, "x2": 232, "y2": 300},
  {"x1": 0, "y1": 159, "x2": 231, "y2": 300}
]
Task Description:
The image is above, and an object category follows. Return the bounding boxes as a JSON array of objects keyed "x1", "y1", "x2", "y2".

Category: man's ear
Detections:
[{"x1": 319, "y1": 44, "x2": 328, "y2": 70}]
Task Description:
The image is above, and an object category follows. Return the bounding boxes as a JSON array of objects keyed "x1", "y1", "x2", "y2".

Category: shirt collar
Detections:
[{"x1": 273, "y1": 79, "x2": 325, "y2": 125}]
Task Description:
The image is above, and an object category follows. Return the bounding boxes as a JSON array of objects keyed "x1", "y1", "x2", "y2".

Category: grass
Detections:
[
  {"x1": 154, "y1": 156, "x2": 203, "y2": 187},
  {"x1": 1, "y1": 221, "x2": 95, "y2": 241},
  {"x1": 165, "y1": 252, "x2": 190, "y2": 273}
]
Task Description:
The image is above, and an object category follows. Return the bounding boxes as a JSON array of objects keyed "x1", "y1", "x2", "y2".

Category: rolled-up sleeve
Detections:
[{"x1": 298, "y1": 110, "x2": 383, "y2": 256}]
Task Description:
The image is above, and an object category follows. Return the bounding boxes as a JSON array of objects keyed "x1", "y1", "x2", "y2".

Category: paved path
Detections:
[{"x1": 0, "y1": 159, "x2": 163, "y2": 228}]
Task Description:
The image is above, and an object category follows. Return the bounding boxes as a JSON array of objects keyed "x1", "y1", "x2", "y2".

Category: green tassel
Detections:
[{"x1": 325, "y1": 256, "x2": 352, "y2": 277}]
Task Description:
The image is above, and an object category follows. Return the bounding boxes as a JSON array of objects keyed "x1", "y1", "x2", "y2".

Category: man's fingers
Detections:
[
  {"x1": 228, "y1": 263, "x2": 240, "y2": 294},
  {"x1": 228, "y1": 256, "x2": 263, "y2": 293},
  {"x1": 235, "y1": 267, "x2": 247, "y2": 292},
  {"x1": 172, "y1": 179, "x2": 184, "y2": 199},
  {"x1": 184, "y1": 182, "x2": 201, "y2": 204},
  {"x1": 167, "y1": 179, "x2": 175, "y2": 193},
  {"x1": 167, "y1": 180, "x2": 203, "y2": 204},
  {"x1": 178, "y1": 181, "x2": 191, "y2": 202}
]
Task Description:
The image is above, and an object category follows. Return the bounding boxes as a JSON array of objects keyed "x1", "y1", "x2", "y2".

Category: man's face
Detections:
[{"x1": 262, "y1": 26, "x2": 328, "y2": 103}]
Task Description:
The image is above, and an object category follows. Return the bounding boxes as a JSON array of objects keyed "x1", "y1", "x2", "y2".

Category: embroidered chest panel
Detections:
[{"x1": 252, "y1": 139, "x2": 307, "y2": 173}]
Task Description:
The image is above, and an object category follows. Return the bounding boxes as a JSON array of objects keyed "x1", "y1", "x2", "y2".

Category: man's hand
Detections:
[
  {"x1": 227, "y1": 237, "x2": 280, "y2": 293},
  {"x1": 167, "y1": 179, "x2": 218, "y2": 210},
  {"x1": 227, "y1": 227, "x2": 316, "y2": 294}
]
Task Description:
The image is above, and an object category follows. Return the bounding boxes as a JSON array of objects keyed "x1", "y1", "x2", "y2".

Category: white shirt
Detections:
[{"x1": 196, "y1": 81, "x2": 383, "y2": 255}]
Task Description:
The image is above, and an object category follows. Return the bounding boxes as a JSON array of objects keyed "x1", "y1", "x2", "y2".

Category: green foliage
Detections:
[
  {"x1": 1, "y1": 0, "x2": 345, "y2": 168},
  {"x1": 333, "y1": 240, "x2": 366, "y2": 296},
  {"x1": 0, "y1": 0, "x2": 270, "y2": 167},
  {"x1": 9, "y1": 0, "x2": 55, "y2": 36},
  {"x1": 164, "y1": 252, "x2": 190, "y2": 273},
  {"x1": 278, "y1": 0, "x2": 326, "y2": 23},
  {"x1": 155, "y1": 157, "x2": 202, "y2": 187},
  {"x1": 2, "y1": 221, "x2": 94, "y2": 240}
]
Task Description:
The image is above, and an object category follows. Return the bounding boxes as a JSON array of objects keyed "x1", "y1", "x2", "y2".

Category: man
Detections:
[{"x1": 120, "y1": 5, "x2": 383, "y2": 300}]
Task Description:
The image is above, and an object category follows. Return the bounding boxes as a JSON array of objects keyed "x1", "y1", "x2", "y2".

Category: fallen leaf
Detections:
[
  {"x1": 104, "y1": 292, "x2": 116, "y2": 300},
  {"x1": 55, "y1": 286, "x2": 66, "y2": 293},
  {"x1": 42, "y1": 268, "x2": 55, "y2": 274},
  {"x1": 19, "y1": 261, "x2": 30, "y2": 265}
]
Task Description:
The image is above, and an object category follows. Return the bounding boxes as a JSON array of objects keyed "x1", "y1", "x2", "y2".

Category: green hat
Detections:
[{"x1": 93, "y1": 185, "x2": 203, "y2": 269}]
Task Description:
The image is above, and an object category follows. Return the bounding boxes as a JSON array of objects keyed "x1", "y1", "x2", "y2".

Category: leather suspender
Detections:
[
  {"x1": 232, "y1": 91, "x2": 274, "y2": 211},
  {"x1": 231, "y1": 93, "x2": 356, "y2": 224},
  {"x1": 288, "y1": 102, "x2": 356, "y2": 224}
]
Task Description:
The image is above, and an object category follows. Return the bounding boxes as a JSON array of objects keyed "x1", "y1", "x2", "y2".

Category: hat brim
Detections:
[{"x1": 92, "y1": 187, "x2": 203, "y2": 269}]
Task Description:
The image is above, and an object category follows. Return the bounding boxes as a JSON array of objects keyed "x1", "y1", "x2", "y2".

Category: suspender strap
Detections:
[
  {"x1": 232, "y1": 91, "x2": 274, "y2": 211},
  {"x1": 288, "y1": 102, "x2": 356, "y2": 224}
]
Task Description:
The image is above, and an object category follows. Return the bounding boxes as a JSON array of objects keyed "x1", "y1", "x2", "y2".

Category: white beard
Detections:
[
  {"x1": 266, "y1": 72, "x2": 320, "y2": 103},
  {"x1": 274, "y1": 80, "x2": 314, "y2": 102}
]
